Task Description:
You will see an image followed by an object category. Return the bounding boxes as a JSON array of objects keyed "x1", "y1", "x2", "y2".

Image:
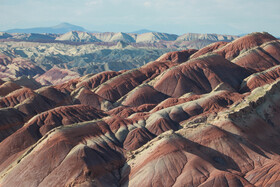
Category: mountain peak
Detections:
[
  {"x1": 130, "y1": 29, "x2": 155, "y2": 34},
  {"x1": 6, "y1": 23, "x2": 87, "y2": 34},
  {"x1": 58, "y1": 22, "x2": 72, "y2": 26},
  {"x1": 52, "y1": 22, "x2": 81, "y2": 29}
]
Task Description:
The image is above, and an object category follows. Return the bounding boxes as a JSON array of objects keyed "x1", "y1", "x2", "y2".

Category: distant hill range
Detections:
[
  {"x1": 1, "y1": 28, "x2": 239, "y2": 47},
  {"x1": 5, "y1": 23, "x2": 88, "y2": 34},
  {"x1": 0, "y1": 23, "x2": 242, "y2": 80},
  {"x1": 1, "y1": 23, "x2": 240, "y2": 44}
]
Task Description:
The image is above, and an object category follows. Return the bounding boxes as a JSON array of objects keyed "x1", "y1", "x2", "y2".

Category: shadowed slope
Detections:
[
  {"x1": 215, "y1": 32, "x2": 277, "y2": 60},
  {"x1": 153, "y1": 54, "x2": 249, "y2": 97},
  {"x1": 0, "y1": 105, "x2": 106, "y2": 172},
  {"x1": 233, "y1": 41, "x2": 280, "y2": 72},
  {"x1": 121, "y1": 79, "x2": 280, "y2": 187},
  {"x1": 190, "y1": 41, "x2": 228, "y2": 59},
  {"x1": 156, "y1": 49, "x2": 198, "y2": 63},
  {"x1": 94, "y1": 60, "x2": 179, "y2": 102}
]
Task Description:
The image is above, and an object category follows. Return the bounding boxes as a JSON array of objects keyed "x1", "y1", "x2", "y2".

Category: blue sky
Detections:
[{"x1": 0, "y1": 0, "x2": 279, "y2": 35}]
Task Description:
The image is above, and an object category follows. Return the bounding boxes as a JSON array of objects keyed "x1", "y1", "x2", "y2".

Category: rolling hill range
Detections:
[
  {"x1": 0, "y1": 41, "x2": 173, "y2": 82},
  {"x1": 3, "y1": 23, "x2": 238, "y2": 44},
  {"x1": 0, "y1": 32, "x2": 239, "y2": 85},
  {"x1": 0, "y1": 30, "x2": 239, "y2": 84},
  {"x1": 0, "y1": 32, "x2": 280, "y2": 186},
  {"x1": 1, "y1": 30, "x2": 238, "y2": 44}
]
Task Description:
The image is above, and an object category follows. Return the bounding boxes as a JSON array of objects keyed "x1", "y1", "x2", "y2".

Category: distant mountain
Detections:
[
  {"x1": 0, "y1": 31, "x2": 240, "y2": 50},
  {"x1": 2, "y1": 24, "x2": 240, "y2": 45},
  {"x1": 176, "y1": 33, "x2": 238, "y2": 41},
  {"x1": 11, "y1": 33, "x2": 57, "y2": 41},
  {"x1": 0, "y1": 32, "x2": 12, "y2": 39},
  {"x1": 92, "y1": 32, "x2": 137, "y2": 43},
  {"x1": 55, "y1": 31, "x2": 100, "y2": 42},
  {"x1": 238, "y1": 33, "x2": 248, "y2": 37},
  {"x1": 6, "y1": 23, "x2": 88, "y2": 34},
  {"x1": 56, "y1": 31, "x2": 180, "y2": 43},
  {"x1": 130, "y1": 29, "x2": 155, "y2": 34},
  {"x1": 136, "y1": 32, "x2": 178, "y2": 43}
]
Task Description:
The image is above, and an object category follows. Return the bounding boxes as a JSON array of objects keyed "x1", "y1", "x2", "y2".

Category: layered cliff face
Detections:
[{"x1": 0, "y1": 32, "x2": 280, "y2": 187}]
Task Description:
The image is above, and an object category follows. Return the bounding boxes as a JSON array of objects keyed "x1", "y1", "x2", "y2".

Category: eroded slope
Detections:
[{"x1": 0, "y1": 32, "x2": 280, "y2": 187}]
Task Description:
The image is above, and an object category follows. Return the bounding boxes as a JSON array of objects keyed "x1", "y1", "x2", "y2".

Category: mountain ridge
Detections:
[{"x1": 1, "y1": 30, "x2": 239, "y2": 44}]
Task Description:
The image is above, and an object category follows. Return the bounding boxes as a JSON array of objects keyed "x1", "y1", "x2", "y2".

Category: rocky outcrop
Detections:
[
  {"x1": 35, "y1": 66, "x2": 80, "y2": 85},
  {"x1": 0, "y1": 81, "x2": 22, "y2": 97},
  {"x1": 156, "y1": 49, "x2": 198, "y2": 63},
  {"x1": 0, "y1": 108, "x2": 26, "y2": 142},
  {"x1": 153, "y1": 54, "x2": 250, "y2": 97},
  {"x1": 0, "y1": 31, "x2": 239, "y2": 81},
  {"x1": 121, "y1": 78, "x2": 280, "y2": 187},
  {"x1": 135, "y1": 32, "x2": 178, "y2": 43},
  {"x1": 55, "y1": 31, "x2": 100, "y2": 42},
  {"x1": 0, "y1": 53, "x2": 45, "y2": 79},
  {"x1": 240, "y1": 65, "x2": 280, "y2": 92},
  {"x1": 176, "y1": 33, "x2": 238, "y2": 42},
  {"x1": 215, "y1": 32, "x2": 277, "y2": 60},
  {"x1": 190, "y1": 41, "x2": 228, "y2": 59}
]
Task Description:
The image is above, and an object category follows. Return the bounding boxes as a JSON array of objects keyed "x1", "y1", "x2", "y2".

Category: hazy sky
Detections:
[{"x1": 0, "y1": 0, "x2": 279, "y2": 35}]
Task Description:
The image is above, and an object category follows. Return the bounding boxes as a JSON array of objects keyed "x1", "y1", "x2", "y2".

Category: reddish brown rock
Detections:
[
  {"x1": 95, "y1": 60, "x2": 177, "y2": 102},
  {"x1": 233, "y1": 46, "x2": 280, "y2": 72},
  {"x1": 121, "y1": 84, "x2": 169, "y2": 107},
  {"x1": 27, "y1": 104, "x2": 106, "y2": 136},
  {"x1": 0, "y1": 108, "x2": 26, "y2": 142},
  {"x1": 153, "y1": 54, "x2": 249, "y2": 97},
  {"x1": 77, "y1": 71, "x2": 122, "y2": 90},
  {"x1": 0, "y1": 120, "x2": 125, "y2": 187},
  {"x1": 0, "y1": 89, "x2": 54, "y2": 141},
  {"x1": 262, "y1": 40, "x2": 280, "y2": 62},
  {"x1": 94, "y1": 70, "x2": 145, "y2": 102},
  {"x1": 147, "y1": 116, "x2": 180, "y2": 135},
  {"x1": 0, "y1": 105, "x2": 106, "y2": 172},
  {"x1": 104, "y1": 116, "x2": 132, "y2": 133},
  {"x1": 53, "y1": 77, "x2": 81, "y2": 93},
  {"x1": 151, "y1": 94, "x2": 201, "y2": 112},
  {"x1": 36, "y1": 66, "x2": 80, "y2": 86},
  {"x1": 0, "y1": 53, "x2": 45, "y2": 79},
  {"x1": 199, "y1": 172, "x2": 253, "y2": 187},
  {"x1": 191, "y1": 41, "x2": 228, "y2": 59},
  {"x1": 0, "y1": 79, "x2": 4, "y2": 86},
  {"x1": 121, "y1": 100, "x2": 280, "y2": 187},
  {"x1": 0, "y1": 87, "x2": 36, "y2": 108},
  {"x1": 14, "y1": 94, "x2": 55, "y2": 116},
  {"x1": 156, "y1": 49, "x2": 198, "y2": 63},
  {"x1": 240, "y1": 65, "x2": 280, "y2": 92},
  {"x1": 12, "y1": 76, "x2": 42, "y2": 90},
  {"x1": 215, "y1": 32, "x2": 277, "y2": 60},
  {"x1": 245, "y1": 161, "x2": 280, "y2": 186},
  {"x1": 36, "y1": 86, "x2": 72, "y2": 106},
  {"x1": 0, "y1": 81, "x2": 22, "y2": 97},
  {"x1": 145, "y1": 90, "x2": 244, "y2": 137},
  {"x1": 74, "y1": 88, "x2": 112, "y2": 110},
  {"x1": 123, "y1": 127, "x2": 155, "y2": 150},
  {"x1": 0, "y1": 33, "x2": 280, "y2": 187},
  {"x1": 108, "y1": 104, "x2": 155, "y2": 118}
]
